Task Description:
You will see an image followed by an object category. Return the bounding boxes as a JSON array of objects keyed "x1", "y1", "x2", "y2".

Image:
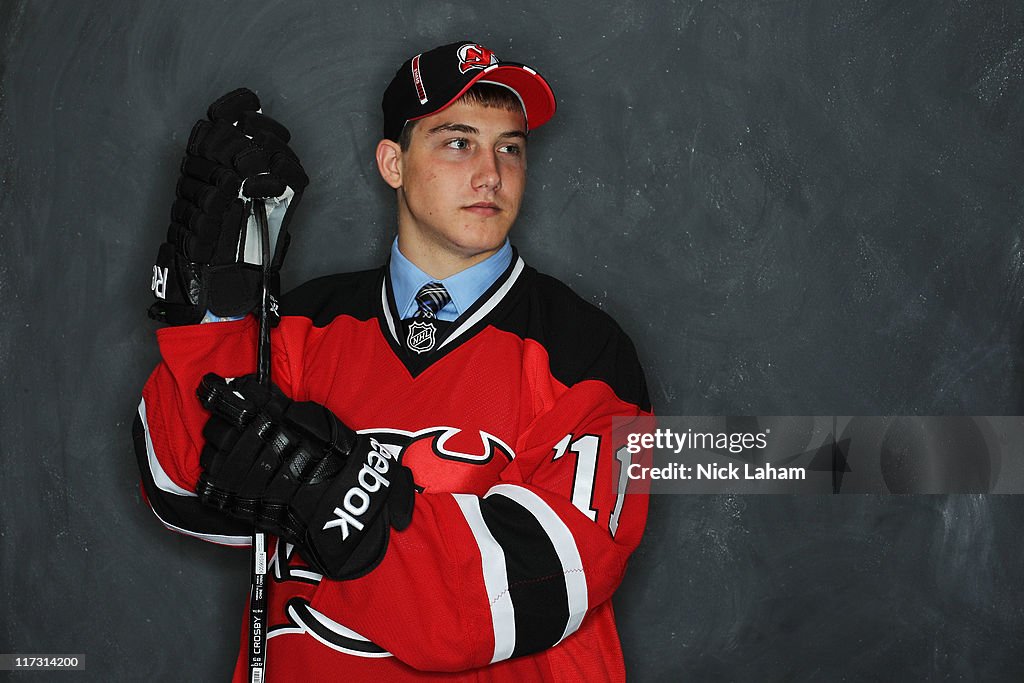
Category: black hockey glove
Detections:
[
  {"x1": 148, "y1": 88, "x2": 310, "y2": 325},
  {"x1": 195, "y1": 373, "x2": 415, "y2": 580}
]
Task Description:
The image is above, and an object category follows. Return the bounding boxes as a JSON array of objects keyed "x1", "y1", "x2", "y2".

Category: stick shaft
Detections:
[
  {"x1": 249, "y1": 199, "x2": 273, "y2": 683},
  {"x1": 256, "y1": 200, "x2": 273, "y2": 386}
]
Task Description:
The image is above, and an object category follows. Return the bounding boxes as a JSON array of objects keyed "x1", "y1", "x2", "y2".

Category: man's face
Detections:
[{"x1": 384, "y1": 99, "x2": 528, "y2": 274}]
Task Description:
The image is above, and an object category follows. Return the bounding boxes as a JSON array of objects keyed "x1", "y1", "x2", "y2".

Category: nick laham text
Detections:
[{"x1": 628, "y1": 462, "x2": 806, "y2": 481}]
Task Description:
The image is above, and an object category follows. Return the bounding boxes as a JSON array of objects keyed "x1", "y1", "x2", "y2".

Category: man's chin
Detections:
[
  {"x1": 451, "y1": 241, "x2": 505, "y2": 263},
  {"x1": 450, "y1": 228, "x2": 512, "y2": 258}
]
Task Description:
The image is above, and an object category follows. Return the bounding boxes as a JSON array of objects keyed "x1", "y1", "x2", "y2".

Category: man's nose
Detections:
[{"x1": 472, "y1": 151, "x2": 501, "y2": 191}]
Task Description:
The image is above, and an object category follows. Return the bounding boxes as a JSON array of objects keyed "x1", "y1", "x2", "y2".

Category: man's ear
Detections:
[{"x1": 376, "y1": 139, "x2": 403, "y2": 189}]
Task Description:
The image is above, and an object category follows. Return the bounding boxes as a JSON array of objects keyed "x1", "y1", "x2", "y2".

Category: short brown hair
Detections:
[{"x1": 398, "y1": 83, "x2": 525, "y2": 151}]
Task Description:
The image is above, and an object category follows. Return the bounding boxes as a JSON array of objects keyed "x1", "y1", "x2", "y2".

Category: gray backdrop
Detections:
[{"x1": 2, "y1": 0, "x2": 1024, "y2": 680}]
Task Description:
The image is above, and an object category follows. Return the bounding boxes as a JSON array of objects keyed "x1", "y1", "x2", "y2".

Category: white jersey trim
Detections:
[
  {"x1": 138, "y1": 398, "x2": 196, "y2": 498},
  {"x1": 269, "y1": 542, "x2": 324, "y2": 583},
  {"x1": 453, "y1": 493, "x2": 516, "y2": 663},
  {"x1": 148, "y1": 504, "x2": 252, "y2": 547},
  {"x1": 381, "y1": 279, "x2": 400, "y2": 344},
  {"x1": 439, "y1": 257, "x2": 525, "y2": 350},
  {"x1": 138, "y1": 398, "x2": 251, "y2": 546},
  {"x1": 272, "y1": 603, "x2": 395, "y2": 658},
  {"x1": 485, "y1": 484, "x2": 589, "y2": 644},
  {"x1": 356, "y1": 426, "x2": 516, "y2": 463}
]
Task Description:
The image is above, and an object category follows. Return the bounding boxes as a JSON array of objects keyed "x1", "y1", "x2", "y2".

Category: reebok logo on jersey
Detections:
[
  {"x1": 322, "y1": 438, "x2": 393, "y2": 540},
  {"x1": 151, "y1": 265, "x2": 168, "y2": 299}
]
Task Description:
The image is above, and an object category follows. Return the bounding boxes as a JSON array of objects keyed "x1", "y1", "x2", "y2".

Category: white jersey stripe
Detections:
[
  {"x1": 485, "y1": 484, "x2": 589, "y2": 644},
  {"x1": 138, "y1": 398, "x2": 252, "y2": 546},
  {"x1": 381, "y1": 281, "x2": 400, "y2": 343},
  {"x1": 277, "y1": 603, "x2": 395, "y2": 658},
  {"x1": 149, "y1": 504, "x2": 252, "y2": 547},
  {"x1": 138, "y1": 398, "x2": 196, "y2": 497},
  {"x1": 453, "y1": 493, "x2": 516, "y2": 662},
  {"x1": 439, "y1": 257, "x2": 525, "y2": 350}
]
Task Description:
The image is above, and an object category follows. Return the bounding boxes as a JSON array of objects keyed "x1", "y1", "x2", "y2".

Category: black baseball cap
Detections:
[{"x1": 382, "y1": 41, "x2": 556, "y2": 142}]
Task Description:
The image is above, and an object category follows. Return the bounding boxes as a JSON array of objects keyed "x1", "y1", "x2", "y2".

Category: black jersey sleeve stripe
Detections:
[
  {"x1": 486, "y1": 485, "x2": 589, "y2": 647},
  {"x1": 455, "y1": 485, "x2": 590, "y2": 661},
  {"x1": 133, "y1": 407, "x2": 252, "y2": 545},
  {"x1": 479, "y1": 492, "x2": 570, "y2": 659}
]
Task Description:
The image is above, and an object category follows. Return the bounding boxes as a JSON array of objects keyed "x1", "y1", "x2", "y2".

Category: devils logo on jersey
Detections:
[
  {"x1": 266, "y1": 425, "x2": 516, "y2": 656},
  {"x1": 398, "y1": 426, "x2": 514, "y2": 495},
  {"x1": 457, "y1": 43, "x2": 498, "y2": 73}
]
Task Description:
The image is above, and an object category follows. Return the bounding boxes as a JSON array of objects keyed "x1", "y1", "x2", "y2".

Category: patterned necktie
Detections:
[{"x1": 413, "y1": 282, "x2": 451, "y2": 319}]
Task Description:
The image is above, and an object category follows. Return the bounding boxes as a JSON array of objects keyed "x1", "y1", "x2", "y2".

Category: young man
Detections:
[{"x1": 134, "y1": 41, "x2": 651, "y2": 682}]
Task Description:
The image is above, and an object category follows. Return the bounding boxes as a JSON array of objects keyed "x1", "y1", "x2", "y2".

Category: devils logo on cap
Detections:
[{"x1": 457, "y1": 43, "x2": 498, "y2": 73}]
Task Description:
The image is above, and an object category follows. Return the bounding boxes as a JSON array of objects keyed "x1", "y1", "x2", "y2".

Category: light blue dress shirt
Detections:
[
  {"x1": 203, "y1": 237, "x2": 512, "y2": 324},
  {"x1": 389, "y1": 238, "x2": 513, "y2": 321}
]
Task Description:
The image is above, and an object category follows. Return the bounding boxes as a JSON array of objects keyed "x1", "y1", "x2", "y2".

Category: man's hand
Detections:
[
  {"x1": 148, "y1": 88, "x2": 309, "y2": 325},
  {"x1": 195, "y1": 373, "x2": 416, "y2": 580}
]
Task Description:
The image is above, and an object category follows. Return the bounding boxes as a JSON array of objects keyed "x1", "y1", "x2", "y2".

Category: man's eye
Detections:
[
  {"x1": 446, "y1": 138, "x2": 470, "y2": 150},
  {"x1": 499, "y1": 144, "x2": 522, "y2": 155}
]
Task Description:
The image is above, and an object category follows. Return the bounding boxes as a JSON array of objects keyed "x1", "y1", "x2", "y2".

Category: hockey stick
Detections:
[{"x1": 248, "y1": 197, "x2": 273, "y2": 683}]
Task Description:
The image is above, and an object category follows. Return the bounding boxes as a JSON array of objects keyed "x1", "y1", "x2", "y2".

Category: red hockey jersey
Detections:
[{"x1": 133, "y1": 252, "x2": 651, "y2": 682}]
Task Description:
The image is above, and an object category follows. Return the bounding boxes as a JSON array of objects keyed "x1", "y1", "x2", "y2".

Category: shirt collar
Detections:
[{"x1": 389, "y1": 238, "x2": 513, "y2": 321}]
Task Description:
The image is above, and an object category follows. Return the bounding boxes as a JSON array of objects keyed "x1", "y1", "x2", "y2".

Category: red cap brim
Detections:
[
  {"x1": 474, "y1": 63, "x2": 556, "y2": 131},
  {"x1": 408, "y1": 62, "x2": 556, "y2": 132}
]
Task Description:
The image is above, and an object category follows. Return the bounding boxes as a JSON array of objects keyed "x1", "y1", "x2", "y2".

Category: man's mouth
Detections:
[{"x1": 464, "y1": 202, "x2": 501, "y2": 216}]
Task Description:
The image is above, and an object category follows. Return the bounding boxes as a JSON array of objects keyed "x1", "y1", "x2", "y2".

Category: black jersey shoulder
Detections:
[
  {"x1": 497, "y1": 267, "x2": 651, "y2": 412},
  {"x1": 279, "y1": 267, "x2": 383, "y2": 327}
]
